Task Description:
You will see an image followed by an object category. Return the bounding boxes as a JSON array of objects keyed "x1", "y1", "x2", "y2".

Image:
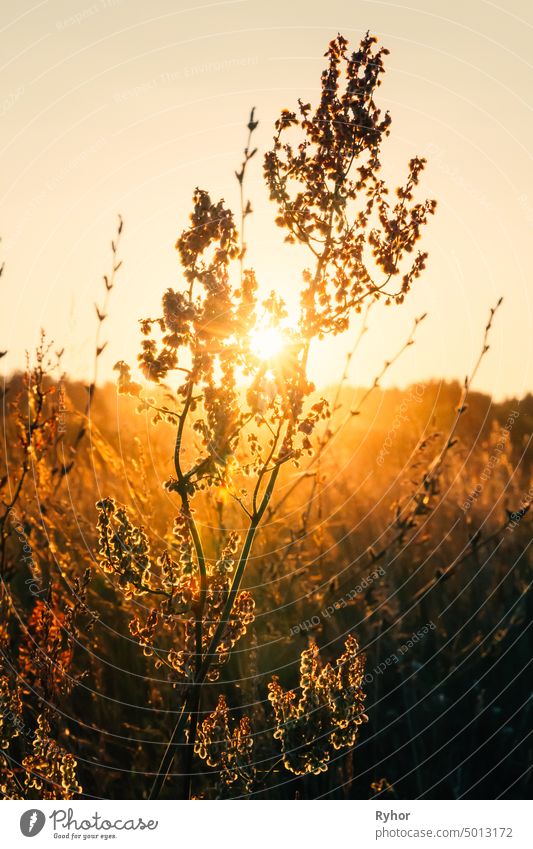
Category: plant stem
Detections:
[{"x1": 149, "y1": 461, "x2": 281, "y2": 799}]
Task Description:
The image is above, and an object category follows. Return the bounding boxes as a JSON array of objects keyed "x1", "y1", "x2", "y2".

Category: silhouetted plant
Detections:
[{"x1": 103, "y1": 32, "x2": 435, "y2": 799}]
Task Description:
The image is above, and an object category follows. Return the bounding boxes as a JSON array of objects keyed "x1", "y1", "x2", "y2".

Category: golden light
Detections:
[{"x1": 249, "y1": 326, "x2": 285, "y2": 361}]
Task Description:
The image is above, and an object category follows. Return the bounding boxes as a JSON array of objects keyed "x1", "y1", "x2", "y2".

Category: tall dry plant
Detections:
[{"x1": 98, "y1": 33, "x2": 436, "y2": 798}]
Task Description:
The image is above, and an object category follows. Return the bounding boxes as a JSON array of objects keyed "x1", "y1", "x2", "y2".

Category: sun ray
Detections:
[{"x1": 249, "y1": 326, "x2": 285, "y2": 361}]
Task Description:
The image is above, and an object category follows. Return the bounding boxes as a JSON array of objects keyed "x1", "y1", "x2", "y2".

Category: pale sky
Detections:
[{"x1": 1, "y1": 0, "x2": 532, "y2": 399}]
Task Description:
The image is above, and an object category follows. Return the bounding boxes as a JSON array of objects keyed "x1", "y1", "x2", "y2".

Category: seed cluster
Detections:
[{"x1": 268, "y1": 635, "x2": 368, "y2": 775}]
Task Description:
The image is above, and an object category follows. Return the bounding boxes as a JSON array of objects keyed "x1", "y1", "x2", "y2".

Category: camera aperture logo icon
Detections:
[{"x1": 20, "y1": 809, "x2": 46, "y2": 837}]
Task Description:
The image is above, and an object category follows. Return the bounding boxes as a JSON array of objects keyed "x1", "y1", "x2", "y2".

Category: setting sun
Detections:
[{"x1": 249, "y1": 326, "x2": 285, "y2": 361}]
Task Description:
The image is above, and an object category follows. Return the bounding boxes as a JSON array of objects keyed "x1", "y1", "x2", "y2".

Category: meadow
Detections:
[{"x1": 0, "y1": 33, "x2": 530, "y2": 801}]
